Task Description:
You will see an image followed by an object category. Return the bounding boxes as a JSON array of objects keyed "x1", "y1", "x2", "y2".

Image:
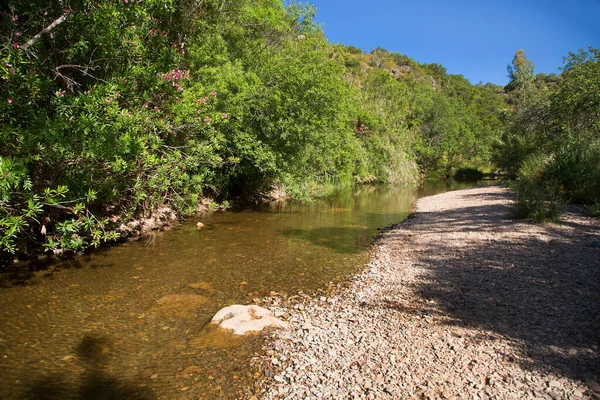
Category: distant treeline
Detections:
[{"x1": 1, "y1": 0, "x2": 596, "y2": 260}]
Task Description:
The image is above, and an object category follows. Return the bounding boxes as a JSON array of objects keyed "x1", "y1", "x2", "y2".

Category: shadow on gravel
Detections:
[
  {"x1": 458, "y1": 190, "x2": 515, "y2": 203},
  {"x1": 384, "y1": 203, "x2": 600, "y2": 381},
  {"x1": 384, "y1": 204, "x2": 515, "y2": 236}
]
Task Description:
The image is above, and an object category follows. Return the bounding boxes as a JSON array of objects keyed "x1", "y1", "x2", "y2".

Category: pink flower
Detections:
[
  {"x1": 7, "y1": 98, "x2": 13, "y2": 104},
  {"x1": 143, "y1": 103, "x2": 148, "y2": 108},
  {"x1": 124, "y1": 0, "x2": 128, "y2": 3},
  {"x1": 222, "y1": 113, "x2": 228, "y2": 119},
  {"x1": 210, "y1": 91, "x2": 217, "y2": 96},
  {"x1": 203, "y1": 117, "x2": 211, "y2": 125}
]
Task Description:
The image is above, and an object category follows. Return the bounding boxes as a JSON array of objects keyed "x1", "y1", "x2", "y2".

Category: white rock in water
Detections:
[
  {"x1": 211, "y1": 305, "x2": 288, "y2": 335},
  {"x1": 196, "y1": 222, "x2": 205, "y2": 229}
]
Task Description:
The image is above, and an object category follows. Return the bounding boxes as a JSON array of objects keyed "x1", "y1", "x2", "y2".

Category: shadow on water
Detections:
[
  {"x1": 24, "y1": 336, "x2": 155, "y2": 400},
  {"x1": 381, "y1": 202, "x2": 600, "y2": 380},
  {"x1": 0, "y1": 255, "x2": 117, "y2": 289},
  {"x1": 281, "y1": 211, "x2": 410, "y2": 254}
]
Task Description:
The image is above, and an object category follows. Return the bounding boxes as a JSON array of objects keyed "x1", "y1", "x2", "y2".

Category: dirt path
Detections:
[{"x1": 255, "y1": 185, "x2": 600, "y2": 399}]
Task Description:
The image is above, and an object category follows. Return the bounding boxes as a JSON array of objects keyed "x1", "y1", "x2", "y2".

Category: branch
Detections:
[
  {"x1": 43, "y1": 203, "x2": 73, "y2": 212},
  {"x1": 21, "y1": 12, "x2": 70, "y2": 51},
  {"x1": 54, "y1": 64, "x2": 109, "y2": 89}
]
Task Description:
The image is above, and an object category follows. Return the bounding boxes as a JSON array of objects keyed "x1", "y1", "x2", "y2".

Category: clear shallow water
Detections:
[{"x1": 0, "y1": 180, "x2": 493, "y2": 399}]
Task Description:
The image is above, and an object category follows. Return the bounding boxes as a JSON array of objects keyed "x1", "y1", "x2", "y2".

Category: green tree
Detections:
[
  {"x1": 495, "y1": 48, "x2": 600, "y2": 220},
  {"x1": 506, "y1": 49, "x2": 535, "y2": 93}
]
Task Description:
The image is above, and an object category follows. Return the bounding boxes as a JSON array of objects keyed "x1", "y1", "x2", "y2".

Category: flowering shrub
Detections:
[
  {"x1": 160, "y1": 69, "x2": 189, "y2": 91},
  {"x1": 354, "y1": 119, "x2": 375, "y2": 136}
]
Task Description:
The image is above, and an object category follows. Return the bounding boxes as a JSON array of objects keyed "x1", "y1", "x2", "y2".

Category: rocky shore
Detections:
[{"x1": 254, "y1": 185, "x2": 600, "y2": 399}]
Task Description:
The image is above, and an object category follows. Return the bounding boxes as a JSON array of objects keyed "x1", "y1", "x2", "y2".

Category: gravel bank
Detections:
[{"x1": 255, "y1": 185, "x2": 600, "y2": 399}]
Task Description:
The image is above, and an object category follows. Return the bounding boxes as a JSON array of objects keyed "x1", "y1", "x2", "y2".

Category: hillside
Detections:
[{"x1": 1, "y1": 0, "x2": 505, "y2": 261}]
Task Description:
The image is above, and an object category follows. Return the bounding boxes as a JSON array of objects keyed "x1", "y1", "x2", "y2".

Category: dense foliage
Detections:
[
  {"x1": 495, "y1": 48, "x2": 600, "y2": 221},
  {"x1": 1, "y1": 0, "x2": 506, "y2": 261}
]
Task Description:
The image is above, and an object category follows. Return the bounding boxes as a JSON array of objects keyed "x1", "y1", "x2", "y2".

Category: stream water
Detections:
[{"x1": 0, "y1": 180, "x2": 491, "y2": 399}]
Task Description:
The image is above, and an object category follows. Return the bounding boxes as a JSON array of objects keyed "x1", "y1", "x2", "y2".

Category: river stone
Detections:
[{"x1": 211, "y1": 305, "x2": 287, "y2": 335}]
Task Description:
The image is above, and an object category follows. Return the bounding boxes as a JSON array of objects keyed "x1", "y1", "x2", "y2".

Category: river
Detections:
[{"x1": 0, "y1": 180, "x2": 490, "y2": 399}]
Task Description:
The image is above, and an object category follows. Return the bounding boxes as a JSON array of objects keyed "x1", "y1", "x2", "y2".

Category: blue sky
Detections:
[{"x1": 306, "y1": 0, "x2": 600, "y2": 85}]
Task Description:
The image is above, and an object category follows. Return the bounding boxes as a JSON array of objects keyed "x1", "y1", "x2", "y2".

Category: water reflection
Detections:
[{"x1": 0, "y1": 180, "x2": 494, "y2": 399}]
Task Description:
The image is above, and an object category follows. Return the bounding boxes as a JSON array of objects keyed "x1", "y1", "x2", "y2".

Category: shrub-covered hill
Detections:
[{"x1": 0, "y1": 0, "x2": 505, "y2": 261}]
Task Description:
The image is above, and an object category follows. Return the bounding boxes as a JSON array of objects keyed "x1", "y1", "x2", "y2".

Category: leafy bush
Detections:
[
  {"x1": 512, "y1": 154, "x2": 566, "y2": 222},
  {"x1": 454, "y1": 167, "x2": 484, "y2": 181},
  {"x1": 588, "y1": 201, "x2": 600, "y2": 218},
  {"x1": 552, "y1": 133, "x2": 600, "y2": 203}
]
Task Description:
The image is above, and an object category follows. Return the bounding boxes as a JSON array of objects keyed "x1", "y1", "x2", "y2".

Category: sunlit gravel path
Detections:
[{"x1": 254, "y1": 185, "x2": 600, "y2": 399}]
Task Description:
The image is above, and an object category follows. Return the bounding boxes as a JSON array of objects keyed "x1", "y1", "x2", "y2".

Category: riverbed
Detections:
[
  {"x1": 258, "y1": 186, "x2": 600, "y2": 399},
  {"x1": 0, "y1": 180, "x2": 487, "y2": 399}
]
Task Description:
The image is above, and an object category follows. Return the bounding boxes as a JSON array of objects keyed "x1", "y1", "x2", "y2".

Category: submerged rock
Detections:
[
  {"x1": 151, "y1": 293, "x2": 209, "y2": 318},
  {"x1": 211, "y1": 305, "x2": 287, "y2": 335},
  {"x1": 186, "y1": 281, "x2": 214, "y2": 294}
]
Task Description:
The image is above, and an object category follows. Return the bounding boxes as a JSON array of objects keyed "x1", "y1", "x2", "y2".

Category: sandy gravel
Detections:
[{"x1": 255, "y1": 185, "x2": 600, "y2": 399}]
